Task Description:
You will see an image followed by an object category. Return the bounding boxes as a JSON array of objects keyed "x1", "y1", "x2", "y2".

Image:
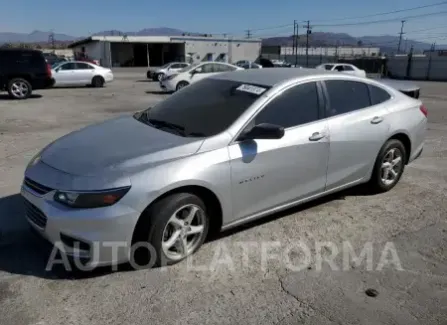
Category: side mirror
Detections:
[{"x1": 239, "y1": 123, "x2": 285, "y2": 140}]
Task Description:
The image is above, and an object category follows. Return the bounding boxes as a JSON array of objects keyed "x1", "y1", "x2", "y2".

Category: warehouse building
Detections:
[{"x1": 68, "y1": 35, "x2": 262, "y2": 67}]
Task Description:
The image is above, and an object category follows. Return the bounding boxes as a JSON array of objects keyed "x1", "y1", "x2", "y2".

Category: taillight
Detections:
[
  {"x1": 46, "y1": 63, "x2": 52, "y2": 77},
  {"x1": 420, "y1": 104, "x2": 428, "y2": 117}
]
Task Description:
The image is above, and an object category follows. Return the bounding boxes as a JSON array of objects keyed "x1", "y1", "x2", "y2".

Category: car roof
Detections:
[{"x1": 211, "y1": 67, "x2": 341, "y2": 87}]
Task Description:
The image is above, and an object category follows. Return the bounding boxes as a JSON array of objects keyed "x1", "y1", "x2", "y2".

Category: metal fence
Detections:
[
  {"x1": 261, "y1": 53, "x2": 386, "y2": 74},
  {"x1": 387, "y1": 55, "x2": 447, "y2": 81}
]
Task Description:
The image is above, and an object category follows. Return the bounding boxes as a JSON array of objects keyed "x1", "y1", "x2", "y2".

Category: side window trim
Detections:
[
  {"x1": 316, "y1": 81, "x2": 327, "y2": 120},
  {"x1": 230, "y1": 81, "x2": 323, "y2": 144},
  {"x1": 321, "y1": 79, "x2": 376, "y2": 119}
]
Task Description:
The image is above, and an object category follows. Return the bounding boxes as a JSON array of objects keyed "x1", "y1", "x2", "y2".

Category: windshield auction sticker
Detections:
[{"x1": 236, "y1": 84, "x2": 267, "y2": 95}]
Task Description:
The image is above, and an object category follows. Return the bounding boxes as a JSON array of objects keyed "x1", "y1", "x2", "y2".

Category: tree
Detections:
[{"x1": 357, "y1": 40, "x2": 363, "y2": 47}]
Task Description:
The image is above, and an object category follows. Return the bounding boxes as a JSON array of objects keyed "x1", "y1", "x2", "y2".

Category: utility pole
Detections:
[
  {"x1": 397, "y1": 20, "x2": 406, "y2": 54},
  {"x1": 406, "y1": 44, "x2": 413, "y2": 79},
  {"x1": 427, "y1": 42, "x2": 436, "y2": 80},
  {"x1": 303, "y1": 20, "x2": 311, "y2": 67},
  {"x1": 48, "y1": 30, "x2": 55, "y2": 53},
  {"x1": 295, "y1": 22, "x2": 299, "y2": 66},
  {"x1": 245, "y1": 30, "x2": 252, "y2": 39},
  {"x1": 292, "y1": 20, "x2": 296, "y2": 61}
]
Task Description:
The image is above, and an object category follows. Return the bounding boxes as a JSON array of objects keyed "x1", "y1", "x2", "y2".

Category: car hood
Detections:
[
  {"x1": 41, "y1": 115, "x2": 203, "y2": 176},
  {"x1": 375, "y1": 78, "x2": 420, "y2": 92},
  {"x1": 148, "y1": 67, "x2": 162, "y2": 73}
]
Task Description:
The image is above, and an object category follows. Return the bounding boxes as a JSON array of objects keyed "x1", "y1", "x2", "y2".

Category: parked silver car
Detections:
[
  {"x1": 146, "y1": 62, "x2": 190, "y2": 81},
  {"x1": 22, "y1": 68, "x2": 426, "y2": 268}
]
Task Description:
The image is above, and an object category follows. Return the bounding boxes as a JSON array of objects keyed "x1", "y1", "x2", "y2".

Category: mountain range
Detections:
[{"x1": 0, "y1": 28, "x2": 435, "y2": 52}]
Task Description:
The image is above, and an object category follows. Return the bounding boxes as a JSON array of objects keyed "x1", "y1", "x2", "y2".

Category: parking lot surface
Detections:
[{"x1": 0, "y1": 69, "x2": 446, "y2": 325}]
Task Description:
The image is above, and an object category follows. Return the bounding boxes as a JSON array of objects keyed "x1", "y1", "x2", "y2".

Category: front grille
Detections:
[
  {"x1": 23, "y1": 177, "x2": 53, "y2": 195},
  {"x1": 24, "y1": 199, "x2": 47, "y2": 228}
]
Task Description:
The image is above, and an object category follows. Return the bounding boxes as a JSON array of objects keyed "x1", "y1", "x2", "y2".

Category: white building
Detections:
[
  {"x1": 280, "y1": 46, "x2": 381, "y2": 57},
  {"x1": 68, "y1": 35, "x2": 262, "y2": 67}
]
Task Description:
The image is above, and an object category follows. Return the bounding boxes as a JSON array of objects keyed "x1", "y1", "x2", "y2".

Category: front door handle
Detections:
[
  {"x1": 371, "y1": 116, "x2": 383, "y2": 124},
  {"x1": 309, "y1": 132, "x2": 325, "y2": 141}
]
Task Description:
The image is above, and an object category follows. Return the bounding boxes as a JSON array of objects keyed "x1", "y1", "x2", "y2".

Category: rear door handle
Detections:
[
  {"x1": 309, "y1": 132, "x2": 326, "y2": 141},
  {"x1": 371, "y1": 116, "x2": 383, "y2": 124}
]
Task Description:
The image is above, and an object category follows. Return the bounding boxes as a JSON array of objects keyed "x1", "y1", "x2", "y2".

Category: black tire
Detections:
[
  {"x1": 146, "y1": 71, "x2": 151, "y2": 79},
  {"x1": 132, "y1": 193, "x2": 210, "y2": 268},
  {"x1": 91, "y1": 76, "x2": 105, "y2": 88},
  {"x1": 7, "y1": 78, "x2": 32, "y2": 99},
  {"x1": 368, "y1": 139, "x2": 407, "y2": 193},
  {"x1": 157, "y1": 73, "x2": 165, "y2": 82},
  {"x1": 176, "y1": 81, "x2": 189, "y2": 91}
]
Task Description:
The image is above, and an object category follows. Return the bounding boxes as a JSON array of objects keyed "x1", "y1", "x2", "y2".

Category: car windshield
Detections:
[
  {"x1": 160, "y1": 63, "x2": 171, "y2": 69},
  {"x1": 324, "y1": 64, "x2": 334, "y2": 70},
  {"x1": 51, "y1": 62, "x2": 62, "y2": 69},
  {"x1": 135, "y1": 79, "x2": 270, "y2": 137}
]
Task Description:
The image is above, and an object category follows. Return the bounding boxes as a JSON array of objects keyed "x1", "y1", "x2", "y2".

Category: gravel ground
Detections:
[{"x1": 0, "y1": 70, "x2": 446, "y2": 325}]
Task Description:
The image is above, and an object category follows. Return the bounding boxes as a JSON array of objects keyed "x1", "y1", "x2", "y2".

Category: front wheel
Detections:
[
  {"x1": 133, "y1": 193, "x2": 209, "y2": 267},
  {"x1": 7, "y1": 78, "x2": 32, "y2": 99},
  {"x1": 157, "y1": 73, "x2": 165, "y2": 82},
  {"x1": 176, "y1": 81, "x2": 189, "y2": 91},
  {"x1": 368, "y1": 139, "x2": 406, "y2": 193}
]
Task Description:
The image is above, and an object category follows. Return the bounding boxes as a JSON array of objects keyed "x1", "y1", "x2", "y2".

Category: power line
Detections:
[
  {"x1": 245, "y1": 30, "x2": 252, "y2": 39},
  {"x1": 220, "y1": 1, "x2": 447, "y2": 37},
  {"x1": 406, "y1": 24, "x2": 447, "y2": 34},
  {"x1": 312, "y1": 1, "x2": 447, "y2": 22},
  {"x1": 313, "y1": 10, "x2": 447, "y2": 27}
]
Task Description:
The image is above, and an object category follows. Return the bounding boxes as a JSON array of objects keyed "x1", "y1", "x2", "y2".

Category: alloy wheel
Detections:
[
  {"x1": 161, "y1": 204, "x2": 206, "y2": 261},
  {"x1": 380, "y1": 148, "x2": 403, "y2": 186},
  {"x1": 11, "y1": 81, "x2": 29, "y2": 98}
]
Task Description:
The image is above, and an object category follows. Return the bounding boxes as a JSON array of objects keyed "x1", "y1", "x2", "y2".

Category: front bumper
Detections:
[
  {"x1": 104, "y1": 72, "x2": 114, "y2": 83},
  {"x1": 21, "y1": 179, "x2": 139, "y2": 267},
  {"x1": 159, "y1": 79, "x2": 175, "y2": 92}
]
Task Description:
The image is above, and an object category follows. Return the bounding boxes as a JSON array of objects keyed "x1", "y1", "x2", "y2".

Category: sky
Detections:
[{"x1": 1, "y1": 0, "x2": 447, "y2": 42}]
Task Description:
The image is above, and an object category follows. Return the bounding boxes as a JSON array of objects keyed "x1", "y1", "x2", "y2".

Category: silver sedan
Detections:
[
  {"x1": 22, "y1": 68, "x2": 426, "y2": 268},
  {"x1": 51, "y1": 61, "x2": 114, "y2": 87}
]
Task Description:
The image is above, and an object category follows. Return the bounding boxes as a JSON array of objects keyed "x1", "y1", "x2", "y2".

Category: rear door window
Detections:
[
  {"x1": 75, "y1": 63, "x2": 94, "y2": 70},
  {"x1": 1, "y1": 51, "x2": 45, "y2": 67},
  {"x1": 59, "y1": 62, "x2": 77, "y2": 70},
  {"x1": 369, "y1": 85, "x2": 391, "y2": 105},
  {"x1": 325, "y1": 80, "x2": 371, "y2": 116}
]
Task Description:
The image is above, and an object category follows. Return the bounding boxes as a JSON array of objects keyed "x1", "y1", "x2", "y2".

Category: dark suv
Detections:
[{"x1": 0, "y1": 49, "x2": 54, "y2": 99}]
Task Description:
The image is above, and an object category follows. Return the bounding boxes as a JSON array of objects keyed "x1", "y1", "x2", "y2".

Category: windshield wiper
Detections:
[{"x1": 148, "y1": 118, "x2": 186, "y2": 136}]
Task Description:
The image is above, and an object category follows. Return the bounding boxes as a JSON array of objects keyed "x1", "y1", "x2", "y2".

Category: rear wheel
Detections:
[
  {"x1": 91, "y1": 76, "x2": 104, "y2": 88},
  {"x1": 7, "y1": 78, "x2": 32, "y2": 99},
  {"x1": 368, "y1": 139, "x2": 406, "y2": 193},
  {"x1": 176, "y1": 81, "x2": 189, "y2": 91},
  {"x1": 132, "y1": 193, "x2": 209, "y2": 268}
]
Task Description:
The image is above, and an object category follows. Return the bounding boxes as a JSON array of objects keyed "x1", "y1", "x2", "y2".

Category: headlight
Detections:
[
  {"x1": 27, "y1": 149, "x2": 43, "y2": 168},
  {"x1": 54, "y1": 186, "x2": 131, "y2": 209},
  {"x1": 166, "y1": 74, "x2": 178, "y2": 80}
]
